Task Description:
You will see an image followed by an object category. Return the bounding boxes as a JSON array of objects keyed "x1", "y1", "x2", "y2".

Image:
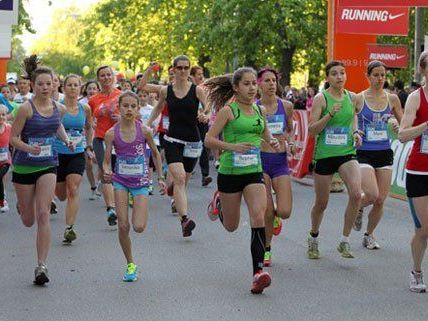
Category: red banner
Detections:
[
  {"x1": 336, "y1": 6, "x2": 409, "y2": 35},
  {"x1": 367, "y1": 44, "x2": 408, "y2": 68},
  {"x1": 288, "y1": 111, "x2": 315, "y2": 179},
  {"x1": 339, "y1": 0, "x2": 428, "y2": 6}
]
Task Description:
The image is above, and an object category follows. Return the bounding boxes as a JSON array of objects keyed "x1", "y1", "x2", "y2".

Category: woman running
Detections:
[
  {"x1": 145, "y1": 56, "x2": 209, "y2": 237},
  {"x1": 256, "y1": 67, "x2": 294, "y2": 266},
  {"x1": 89, "y1": 65, "x2": 122, "y2": 226},
  {"x1": 79, "y1": 80, "x2": 101, "y2": 200},
  {"x1": 103, "y1": 91, "x2": 166, "y2": 281},
  {"x1": 0, "y1": 105, "x2": 11, "y2": 213},
  {"x1": 307, "y1": 60, "x2": 362, "y2": 260},
  {"x1": 352, "y1": 61, "x2": 402, "y2": 249},
  {"x1": 54, "y1": 74, "x2": 94, "y2": 243},
  {"x1": 399, "y1": 51, "x2": 428, "y2": 292},
  {"x1": 10, "y1": 56, "x2": 73, "y2": 285},
  {"x1": 205, "y1": 67, "x2": 279, "y2": 294}
]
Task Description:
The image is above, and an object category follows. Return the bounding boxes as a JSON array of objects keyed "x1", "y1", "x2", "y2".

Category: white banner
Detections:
[
  {"x1": 0, "y1": 0, "x2": 18, "y2": 25},
  {"x1": 0, "y1": 24, "x2": 12, "y2": 58}
]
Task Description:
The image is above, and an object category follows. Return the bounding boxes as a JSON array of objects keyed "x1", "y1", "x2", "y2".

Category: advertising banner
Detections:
[
  {"x1": 367, "y1": 44, "x2": 409, "y2": 68},
  {"x1": 0, "y1": 0, "x2": 18, "y2": 25},
  {"x1": 340, "y1": 0, "x2": 428, "y2": 7},
  {"x1": 336, "y1": 6, "x2": 409, "y2": 35}
]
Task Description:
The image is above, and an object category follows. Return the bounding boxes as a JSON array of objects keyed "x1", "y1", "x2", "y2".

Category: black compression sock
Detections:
[
  {"x1": 265, "y1": 246, "x2": 271, "y2": 252},
  {"x1": 251, "y1": 227, "x2": 266, "y2": 275},
  {"x1": 91, "y1": 186, "x2": 96, "y2": 191},
  {"x1": 310, "y1": 231, "x2": 319, "y2": 238}
]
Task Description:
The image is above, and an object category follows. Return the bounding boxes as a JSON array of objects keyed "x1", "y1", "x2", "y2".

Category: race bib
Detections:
[
  {"x1": 153, "y1": 134, "x2": 160, "y2": 146},
  {"x1": 162, "y1": 116, "x2": 169, "y2": 131},
  {"x1": 233, "y1": 148, "x2": 260, "y2": 167},
  {"x1": 365, "y1": 123, "x2": 388, "y2": 142},
  {"x1": 184, "y1": 141, "x2": 203, "y2": 158},
  {"x1": 420, "y1": 131, "x2": 428, "y2": 154},
  {"x1": 117, "y1": 156, "x2": 145, "y2": 176},
  {"x1": 0, "y1": 147, "x2": 8, "y2": 162},
  {"x1": 28, "y1": 137, "x2": 53, "y2": 158},
  {"x1": 66, "y1": 129, "x2": 83, "y2": 146},
  {"x1": 325, "y1": 127, "x2": 348, "y2": 146},
  {"x1": 267, "y1": 114, "x2": 285, "y2": 135}
]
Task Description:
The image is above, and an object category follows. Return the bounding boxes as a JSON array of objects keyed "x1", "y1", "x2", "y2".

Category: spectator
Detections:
[
  {"x1": 393, "y1": 80, "x2": 408, "y2": 109},
  {"x1": 306, "y1": 86, "x2": 316, "y2": 111}
]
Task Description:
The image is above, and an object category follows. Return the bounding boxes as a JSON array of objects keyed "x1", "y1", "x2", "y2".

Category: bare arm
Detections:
[
  {"x1": 146, "y1": 86, "x2": 167, "y2": 127},
  {"x1": 398, "y1": 91, "x2": 426, "y2": 143},
  {"x1": 9, "y1": 103, "x2": 38, "y2": 154},
  {"x1": 103, "y1": 129, "x2": 114, "y2": 176},
  {"x1": 389, "y1": 93, "x2": 403, "y2": 123},
  {"x1": 308, "y1": 93, "x2": 333, "y2": 136}
]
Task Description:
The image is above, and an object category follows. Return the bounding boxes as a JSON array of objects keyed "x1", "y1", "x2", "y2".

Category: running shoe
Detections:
[
  {"x1": 181, "y1": 217, "x2": 196, "y2": 237},
  {"x1": 307, "y1": 235, "x2": 320, "y2": 259},
  {"x1": 63, "y1": 226, "x2": 77, "y2": 243},
  {"x1": 353, "y1": 207, "x2": 364, "y2": 231},
  {"x1": 337, "y1": 241, "x2": 354, "y2": 258},
  {"x1": 148, "y1": 184, "x2": 154, "y2": 195},
  {"x1": 202, "y1": 176, "x2": 212, "y2": 187},
  {"x1": 207, "y1": 191, "x2": 220, "y2": 221},
  {"x1": 128, "y1": 193, "x2": 134, "y2": 208},
  {"x1": 250, "y1": 271, "x2": 271, "y2": 294},
  {"x1": 263, "y1": 251, "x2": 272, "y2": 267},
  {"x1": 50, "y1": 200, "x2": 58, "y2": 215},
  {"x1": 34, "y1": 263, "x2": 49, "y2": 285},
  {"x1": 0, "y1": 200, "x2": 9, "y2": 213},
  {"x1": 171, "y1": 199, "x2": 178, "y2": 214},
  {"x1": 89, "y1": 188, "x2": 100, "y2": 201},
  {"x1": 362, "y1": 234, "x2": 380, "y2": 250},
  {"x1": 214, "y1": 160, "x2": 220, "y2": 170},
  {"x1": 410, "y1": 271, "x2": 427, "y2": 293},
  {"x1": 123, "y1": 263, "x2": 138, "y2": 282},
  {"x1": 107, "y1": 208, "x2": 117, "y2": 226},
  {"x1": 167, "y1": 182, "x2": 174, "y2": 197},
  {"x1": 273, "y1": 215, "x2": 282, "y2": 236}
]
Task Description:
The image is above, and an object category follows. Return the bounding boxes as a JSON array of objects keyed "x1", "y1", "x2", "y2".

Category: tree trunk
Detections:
[
  {"x1": 279, "y1": 46, "x2": 295, "y2": 87},
  {"x1": 198, "y1": 54, "x2": 212, "y2": 78}
]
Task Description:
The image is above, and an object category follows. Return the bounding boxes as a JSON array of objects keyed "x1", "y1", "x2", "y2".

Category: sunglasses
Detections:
[{"x1": 175, "y1": 66, "x2": 190, "y2": 71}]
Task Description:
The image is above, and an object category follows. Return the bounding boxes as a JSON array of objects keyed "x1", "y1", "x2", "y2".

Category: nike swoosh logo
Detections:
[
  {"x1": 389, "y1": 13, "x2": 405, "y2": 20},
  {"x1": 396, "y1": 55, "x2": 406, "y2": 60}
]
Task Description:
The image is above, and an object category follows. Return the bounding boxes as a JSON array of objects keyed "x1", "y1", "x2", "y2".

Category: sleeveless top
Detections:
[
  {"x1": 0, "y1": 124, "x2": 11, "y2": 166},
  {"x1": 406, "y1": 87, "x2": 428, "y2": 174},
  {"x1": 357, "y1": 94, "x2": 392, "y2": 151},
  {"x1": 256, "y1": 98, "x2": 287, "y2": 136},
  {"x1": 219, "y1": 102, "x2": 265, "y2": 175},
  {"x1": 165, "y1": 84, "x2": 200, "y2": 142},
  {"x1": 54, "y1": 102, "x2": 86, "y2": 155},
  {"x1": 13, "y1": 99, "x2": 61, "y2": 167},
  {"x1": 112, "y1": 121, "x2": 149, "y2": 188},
  {"x1": 315, "y1": 90, "x2": 355, "y2": 161}
]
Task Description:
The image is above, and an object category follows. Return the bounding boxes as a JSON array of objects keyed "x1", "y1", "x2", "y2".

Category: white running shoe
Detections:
[
  {"x1": 362, "y1": 234, "x2": 380, "y2": 250},
  {"x1": 410, "y1": 271, "x2": 427, "y2": 293},
  {"x1": 0, "y1": 200, "x2": 9, "y2": 213}
]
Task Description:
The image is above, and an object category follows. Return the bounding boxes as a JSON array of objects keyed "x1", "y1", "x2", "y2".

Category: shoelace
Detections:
[{"x1": 414, "y1": 272, "x2": 424, "y2": 285}]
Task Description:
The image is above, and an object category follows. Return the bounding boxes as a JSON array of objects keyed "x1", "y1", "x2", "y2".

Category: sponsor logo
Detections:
[
  {"x1": 369, "y1": 53, "x2": 406, "y2": 61},
  {"x1": 341, "y1": 9, "x2": 405, "y2": 22}
]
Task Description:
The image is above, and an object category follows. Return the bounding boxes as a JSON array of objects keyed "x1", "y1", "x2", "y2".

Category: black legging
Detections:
[
  {"x1": 0, "y1": 164, "x2": 10, "y2": 202},
  {"x1": 197, "y1": 122, "x2": 210, "y2": 177}
]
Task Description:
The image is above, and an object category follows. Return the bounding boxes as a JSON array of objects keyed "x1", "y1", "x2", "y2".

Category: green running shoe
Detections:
[
  {"x1": 264, "y1": 251, "x2": 272, "y2": 267},
  {"x1": 307, "y1": 235, "x2": 320, "y2": 259},
  {"x1": 337, "y1": 241, "x2": 354, "y2": 258},
  {"x1": 123, "y1": 263, "x2": 138, "y2": 282},
  {"x1": 63, "y1": 226, "x2": 77, "y2": 243}
]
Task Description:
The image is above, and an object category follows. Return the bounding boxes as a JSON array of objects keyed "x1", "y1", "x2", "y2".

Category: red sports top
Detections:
[
  {"x1": 0, "y1": 124, "x2": 11, "y2": 166},
  {"x1": 157, "y1": 103, "x2": 169, "y2": 134},
  {"x1": 89, "y1": 89, "x2": 121, "y2": 139},
  {"x1": 406, "y1": 87, "x2": 428, "y2": 174}
]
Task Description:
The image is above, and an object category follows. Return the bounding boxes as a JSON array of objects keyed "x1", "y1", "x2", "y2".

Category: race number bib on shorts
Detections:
[
  {"x1": 0, "y1": 147, "x2": 8, "y2": 162},
  {"x1": 365, "y1": 123, "x2": 388, "y2": 142},
  {"x1": 66, "y1": 129, "x2": 83, "y2": 146},
  {"x1": 233, "y1": 148, "x2": 260, "y2": 167},
  {"x1": 325, "y1": 127, "x2": 348, "y2": 146},
  {"x1": 267, "y1": 114, "x2": 285, "y2": 135},
  {"x1": 162, "y1": 116, "x2": 170, "y2": 131},
  {"x1": 28, "y1": 137, "x2": 53, "y2": 158},
  {"x1": 117, "y1": 156, "x2": 145, "y2": 176},
  {"x1": 184, "y1": 141, "x2": 203, "y2": 158},
  {"x1": 420, "y1": 131, "x2": 428, "y2": 154}
]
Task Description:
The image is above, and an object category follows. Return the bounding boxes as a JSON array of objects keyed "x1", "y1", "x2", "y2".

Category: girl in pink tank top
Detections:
[{"x1": 103, "y1": 91, "x2": 166, "y2": 282}]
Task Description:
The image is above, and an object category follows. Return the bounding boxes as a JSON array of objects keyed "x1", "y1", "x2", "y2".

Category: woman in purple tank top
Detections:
[
  {"x1": 353, "y1": 60, "x2": 402, "y2": 249},
  {"x1": 103, "y1": 91, "x2": 166, "y2": 282},
  {"x1": 9, "y1": 56, "x2": 72, "y2": 285},
  {"x1": 257, "y1": 68, "x2": 295, "y2": 267}
]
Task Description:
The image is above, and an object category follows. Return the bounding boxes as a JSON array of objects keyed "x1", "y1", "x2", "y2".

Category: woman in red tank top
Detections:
[{"x1": 398, "y1": 51, "x2": 428, "y2": 293}]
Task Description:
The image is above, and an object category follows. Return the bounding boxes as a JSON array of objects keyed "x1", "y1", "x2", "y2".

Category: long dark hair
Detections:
[
  {"x1": 204, "y1": 67, "x2": 256, "y2": 110},
  {"x1": 23, "y1": 55, "x2": 53, "y2": 83}
]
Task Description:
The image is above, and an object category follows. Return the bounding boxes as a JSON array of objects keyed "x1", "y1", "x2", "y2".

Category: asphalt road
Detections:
[{"x1": 0, "y1": 169, "x2": 426, "y2": 321}]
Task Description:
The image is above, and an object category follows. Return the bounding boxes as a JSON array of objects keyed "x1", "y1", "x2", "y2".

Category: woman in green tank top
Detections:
[
  {"x1": 306, "y1": 61, "x2": 362, "y2": 260},
  {"x1": 204, "y1": 67, "x2": 279, "y2": 294}
]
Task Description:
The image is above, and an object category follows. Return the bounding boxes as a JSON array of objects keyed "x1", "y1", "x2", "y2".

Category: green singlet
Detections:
[
  {"x1": 218, "y1": 102, "x2": 265, "y2": 175},
  {"x1": 314, "y1": 90, "x2": 356, "y2": 160}
]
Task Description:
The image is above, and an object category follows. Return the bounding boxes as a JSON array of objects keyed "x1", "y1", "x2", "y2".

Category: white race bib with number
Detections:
[
  {"x1": 118, "y1": 163, "x2": 144, "y2": 176},
  {"x1": 325, "y1": 127, "x2": 348, "y2": 146},
  {"x1": 233, "y1": 148, "x2": 260, "y2": 167},
  {"x1": 0, "y1": 148, "x2": 8, "y2": 162},
  {"x1": 267, "y1": 115, "x2": 284, "y2": 135},
  {"x1": 421, "y1": 131, "x2": 428, "y2": 154},
  {"x1": 184, "y1": 141, "x2": 203, "y2": 158},
  {"x1": 28, "y1": 138, "x2": 53, "y2": 158},
  {"x1": 66, "y1": 130, "x2": 83, "y2": 145},
  {"x1": 366, "y1": 128, "x2": 388, "y2": 142}
]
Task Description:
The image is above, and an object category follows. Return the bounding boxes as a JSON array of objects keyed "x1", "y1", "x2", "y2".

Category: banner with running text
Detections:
[
  {"x1": 367, "y1": 44, "x2": 409, "y2": 68},
  {"x1": 336, "y1": 6, "x2": 409, "y2": 35}
]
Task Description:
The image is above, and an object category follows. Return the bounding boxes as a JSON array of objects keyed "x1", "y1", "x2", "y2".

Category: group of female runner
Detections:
[{"x1": 3, "y1": 51, "x2": 428, "y2": 294}]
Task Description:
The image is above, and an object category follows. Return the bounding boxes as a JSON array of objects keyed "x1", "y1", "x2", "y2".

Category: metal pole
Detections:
[{"x1": 414, "y1": 7, "x2": 424, "y2": 83}]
